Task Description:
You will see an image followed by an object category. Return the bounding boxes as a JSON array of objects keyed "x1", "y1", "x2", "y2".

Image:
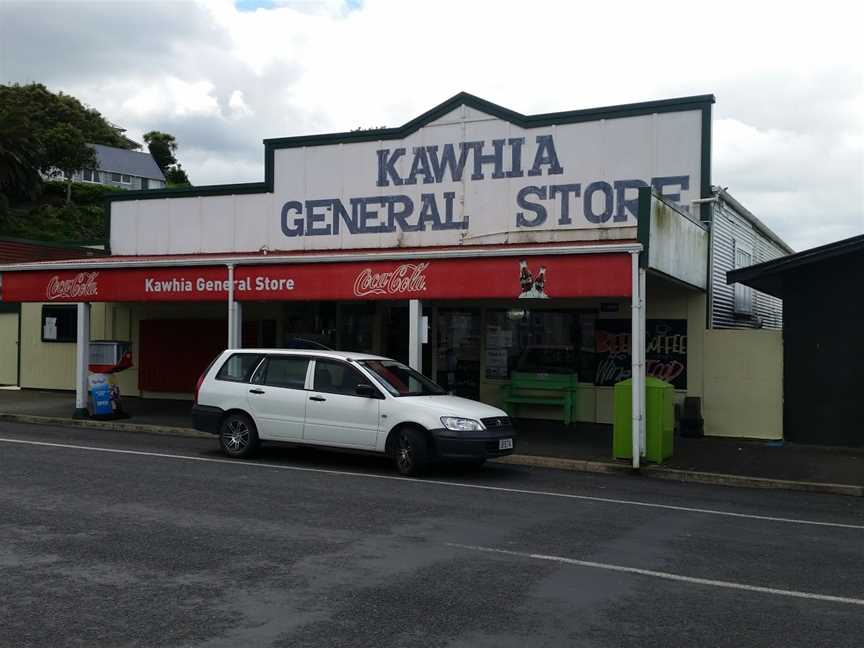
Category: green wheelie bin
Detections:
[{"x1": 613, "y1": 377, "x2": 675, "y2": 463}]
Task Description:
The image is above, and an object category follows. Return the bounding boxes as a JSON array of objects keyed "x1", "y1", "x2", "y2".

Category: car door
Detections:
[
  {"x1": 303, "y1": 358, "x2": 381, "y2": 448},
  {"x1": 245, "y1": 355, "x2": 312, "y2": 441}
]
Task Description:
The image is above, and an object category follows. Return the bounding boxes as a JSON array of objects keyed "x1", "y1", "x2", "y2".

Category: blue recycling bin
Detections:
[{"x1": 88, "y1": 373, "x2": 113, "y2": 416}]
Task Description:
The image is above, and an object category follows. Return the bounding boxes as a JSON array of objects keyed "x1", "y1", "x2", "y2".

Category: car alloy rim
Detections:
[
  {"x1": 224, "y1": 419, "x2": 249, "y2": 451},
  {"x1": 397, "y1": 433, "x2": 413, "y2": 471}
]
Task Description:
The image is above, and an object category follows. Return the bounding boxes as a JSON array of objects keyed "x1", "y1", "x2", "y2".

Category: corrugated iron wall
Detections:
[{"x1": 709, "y1": 201, "x2": 786, "y2": 329}]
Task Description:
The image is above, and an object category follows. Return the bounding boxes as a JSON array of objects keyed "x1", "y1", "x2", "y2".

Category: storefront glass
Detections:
[
  {"x1": 436, "y1": 308, "x2": 481, "y2": 399},
  {"x1": 485, "y1": 309, "x2": 597, "y2": 381},
  {"x1": 339, "y1": 302, "x2": 376, "y2": 353}
]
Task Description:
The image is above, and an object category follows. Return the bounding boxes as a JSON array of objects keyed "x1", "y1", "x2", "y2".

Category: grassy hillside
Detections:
[{"x1": 0, "y1": 181, "x2": 116, "y2": 242}]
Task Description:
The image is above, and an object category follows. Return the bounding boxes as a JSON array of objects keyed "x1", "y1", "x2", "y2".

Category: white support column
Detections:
[
  {"x1": 630, "y1": 252, "x2": 642, "y2": 469},
  {"x1": 74, "y1": 302, "x2": 91, "y2": 418},
  {"x1": 638, "y1": 266, "x2": 647, "y2": 456},
  {"x1": 226, "y1": 264, "x2": 236, "y2": 350},
  {"x1": 408, "y1": 299, "x2": 422, "y2": 372}
]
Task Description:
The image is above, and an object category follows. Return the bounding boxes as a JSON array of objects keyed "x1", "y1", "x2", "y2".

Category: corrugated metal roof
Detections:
[
  {"x1": 727, "y1": 234, "x2": 864, "y2": 298},
  {"x1": 92, "y1": 144, "x2": 166, "y2": 181},
  {"x1": 0, "y1": 238, "x2": 106, "y2": 264},
  {"x1": 0, "y1": 240, "x2": 640, "y2": 272}
]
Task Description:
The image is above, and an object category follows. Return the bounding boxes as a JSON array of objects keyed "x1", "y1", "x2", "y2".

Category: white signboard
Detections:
[{"x1": 111, "y1": 97, "x2": 708, "y2": 255}]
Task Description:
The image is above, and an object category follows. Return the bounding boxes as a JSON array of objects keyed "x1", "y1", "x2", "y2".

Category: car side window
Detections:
[
  {"x1": 313, "y1": 359, "x2": 369, "y2": 397},
  {"x1": 261, "y1": 356, "x2": 310, "y2": 390},
  {"x1": 216, "y1": 353, "x2": 264, "y2": 383}
]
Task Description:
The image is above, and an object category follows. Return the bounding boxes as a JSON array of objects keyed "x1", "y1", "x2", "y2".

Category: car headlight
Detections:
[{"x1": 440, "y1": 416, "x2": 485, "y2": 432}]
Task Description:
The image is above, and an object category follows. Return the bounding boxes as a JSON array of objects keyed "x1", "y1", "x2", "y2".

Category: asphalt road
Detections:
[{"x1": 1, "y1": 421, "x2": 863, "y2": 648}]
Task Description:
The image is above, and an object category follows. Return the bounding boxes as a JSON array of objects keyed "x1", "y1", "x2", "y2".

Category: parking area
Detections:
[
  {"x1": 2, "y1": 388, "x2": 863, "y2": 489},
  {"x1": 1, "y1": 420, "x2": 863, "y2": 647}
]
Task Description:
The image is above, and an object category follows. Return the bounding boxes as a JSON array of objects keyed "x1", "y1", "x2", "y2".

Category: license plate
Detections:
[{"x1": 499, "y1": 438, "x2": 513, "y2": 450}]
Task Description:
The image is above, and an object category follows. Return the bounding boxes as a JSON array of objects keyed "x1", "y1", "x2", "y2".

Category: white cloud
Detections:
[
  {"x1": 228, "y1": 89, "x2": 254, "y2": 119},
  {"x1": 120, "y1": 78, "x2": 221, "y2": 119},
  {"x1": 1, "y1": 0, "x2": 862, "y2": 250}
]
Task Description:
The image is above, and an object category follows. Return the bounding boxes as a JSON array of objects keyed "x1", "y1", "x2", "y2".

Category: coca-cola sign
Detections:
[
  {"x1": 46, "y1": 272, "x2": 99, "y2": 300},
  {"x1": 0, "y1": 254, "x2": 630, "y2": 303},
  {"x1": 353, "y1": 263, "x2": 429, "y2": 297}
]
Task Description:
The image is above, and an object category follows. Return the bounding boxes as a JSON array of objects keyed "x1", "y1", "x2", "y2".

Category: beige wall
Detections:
[
  {"x1": 703, "y1": 329, "x2": 783, "y2": 439},
  {"x1": 19, "y1": 303, "x2": 108, "y2": 390},
  {"x1": 0, "y1": 311, "x2": 18, "y2": 385}
]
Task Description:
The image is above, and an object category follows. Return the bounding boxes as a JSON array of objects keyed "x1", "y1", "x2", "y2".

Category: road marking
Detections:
[
  {"x1": 1, "y1": 435, "x2": 863, "y2": 531},
  {"x1": 446, "y1": 543, "x2": 864, "y2": 607}
]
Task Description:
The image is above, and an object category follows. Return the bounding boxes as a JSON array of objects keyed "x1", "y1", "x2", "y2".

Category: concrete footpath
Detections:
[{"x1": 0, "y1": 388, "x2": 861, "y2": 496}]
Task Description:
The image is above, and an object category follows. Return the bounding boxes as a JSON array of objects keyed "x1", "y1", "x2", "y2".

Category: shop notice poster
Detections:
[{"x1": 593, "y1": 319, "x2": 688, "y2": 389}]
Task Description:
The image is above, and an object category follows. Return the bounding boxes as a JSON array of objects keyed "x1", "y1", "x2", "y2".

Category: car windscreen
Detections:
[{"x1": 358, "y1": 359, "x2": 446, "y2": 397}]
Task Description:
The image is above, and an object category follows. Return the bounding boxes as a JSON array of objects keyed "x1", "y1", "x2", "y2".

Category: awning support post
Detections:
[
  {"x1": 73, "y1": 302, "x2": 91, "y2": 418},
  {"x1": 639, "y1": 265, "x2": 647, "y2": 455},
  {"x1": 408, "y1": 299, "x2": 422, "y2": 372},
  {"x1": 630, "y1": 252, "x2": 643, "y2": 469},
  {"x1": 227, "y1": 264, "x2": 238, "y2": 350}
]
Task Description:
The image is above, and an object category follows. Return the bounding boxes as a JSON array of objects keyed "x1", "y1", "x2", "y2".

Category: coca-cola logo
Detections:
[
  {"x1": 353, "y1": 263, "x2": 428, "y2": 297},
  {"x1": 46, "y1": 272, "x2": 99, "y2": 300}
]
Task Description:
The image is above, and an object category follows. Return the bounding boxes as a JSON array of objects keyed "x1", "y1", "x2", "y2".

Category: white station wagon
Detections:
[{"x1": 192, "y1": 349, "x2": 516, "y2": 475}]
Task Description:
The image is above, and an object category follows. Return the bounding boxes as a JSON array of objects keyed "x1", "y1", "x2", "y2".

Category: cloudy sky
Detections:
[{"x1": 1, "y1": 0, "x2": 861, "y2": 251}]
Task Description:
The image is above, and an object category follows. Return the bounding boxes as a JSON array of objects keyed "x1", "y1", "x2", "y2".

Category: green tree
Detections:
[
  {"x1": 44, "y1": 124, "x2": 97, "y2": 203},
  {"x1": 142, "y1": 130, "x2": 178, "y2": 173},
  {"x1": 0, "y1": 107, "x2": 43, "y2": 201},
  {"x1": 165, "y1": 163, "x2": 190, "y2": 186},
  {"x1": 0, "y1": 83, "x2": 129, "y2": 200},
  {"x1": 143, "y1": 131, "x2": 191, "y2": 186}
]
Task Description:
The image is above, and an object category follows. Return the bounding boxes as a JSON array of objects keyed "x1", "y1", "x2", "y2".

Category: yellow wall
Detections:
[
  {"x1": 0, "y1": 311, "x2": 18, "y2": 385},
  {"x1": 703, "y1": 329, "x2": 783, "y2": 439},
  {"x1": 19, "y1": 303, "x2": 108, "y2": 390}
]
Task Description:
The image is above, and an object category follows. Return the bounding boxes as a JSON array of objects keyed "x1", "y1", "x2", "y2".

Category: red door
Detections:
[{"x1": 139, "y1": 319, "x2": 227, "y2": 393}]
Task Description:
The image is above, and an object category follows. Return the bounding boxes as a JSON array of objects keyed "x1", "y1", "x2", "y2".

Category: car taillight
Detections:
[{"x1": 194, "y1": 371, "x2": 207, "y2": 404}]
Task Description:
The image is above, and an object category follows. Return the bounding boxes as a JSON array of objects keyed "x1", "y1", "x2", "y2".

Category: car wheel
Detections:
[
  {"x1": 394, "y1": 427, "x2": 428, "y2": 476},
  {"x1": 464, "y1": 458, "x2": 486, "y2": 469},
  {"x1": 219, "y1": 413, "x2": 259, "y2": 459}
]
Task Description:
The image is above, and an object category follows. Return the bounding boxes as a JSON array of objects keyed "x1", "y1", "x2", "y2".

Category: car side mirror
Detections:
[{"x1": 355, "y1": 383, "x2": 381, "y2": 398}]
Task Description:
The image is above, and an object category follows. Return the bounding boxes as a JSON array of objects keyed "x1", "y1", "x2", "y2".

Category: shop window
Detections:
[
  {"x1": 41, "y1": 305, "x2": 77, "y2": 343},
  {"x1": 485, "y1": 309, "x2": 596, "y2": 381},
  {"x1": 733, "y1": 240, "x2": 754, "y2": 314},
  {"x1": 437, "y1": 309, "x2": 481, "y2": 399},
  {"x1": 216, "y1": 353, "x2": 264, "y2": 383},
  {"x1": 282, "y1": 302, "x2": 337, "y2": 350},
  {"x1": 340, "y1": 303, "x2": 376, "y2": 353}
]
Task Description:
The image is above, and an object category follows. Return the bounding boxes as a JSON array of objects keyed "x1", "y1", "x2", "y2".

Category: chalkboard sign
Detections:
[{"x1": 594, "y1": 319, "x2": 687, "y2": 389}]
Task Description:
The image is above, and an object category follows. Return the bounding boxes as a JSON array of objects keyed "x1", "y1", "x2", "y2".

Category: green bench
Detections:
[{"x1": 501, "y1": 372, "x2": 579, "y2": 425}]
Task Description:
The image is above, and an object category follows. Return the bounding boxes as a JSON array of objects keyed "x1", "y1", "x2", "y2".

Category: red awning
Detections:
[{"x1": 0, "y1": 243, "x2": 636, "y2": 303}]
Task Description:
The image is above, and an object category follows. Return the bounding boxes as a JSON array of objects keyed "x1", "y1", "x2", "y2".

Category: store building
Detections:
[
  {"x1": 727, "y1": 234, "x2": 864, "y2": 446},
  {"x1": 0, "y1": 237, "x2": 104, "y2": 387},
  {"x1": 0, "y1": 92, "x2": 792, "y2": 447}
]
